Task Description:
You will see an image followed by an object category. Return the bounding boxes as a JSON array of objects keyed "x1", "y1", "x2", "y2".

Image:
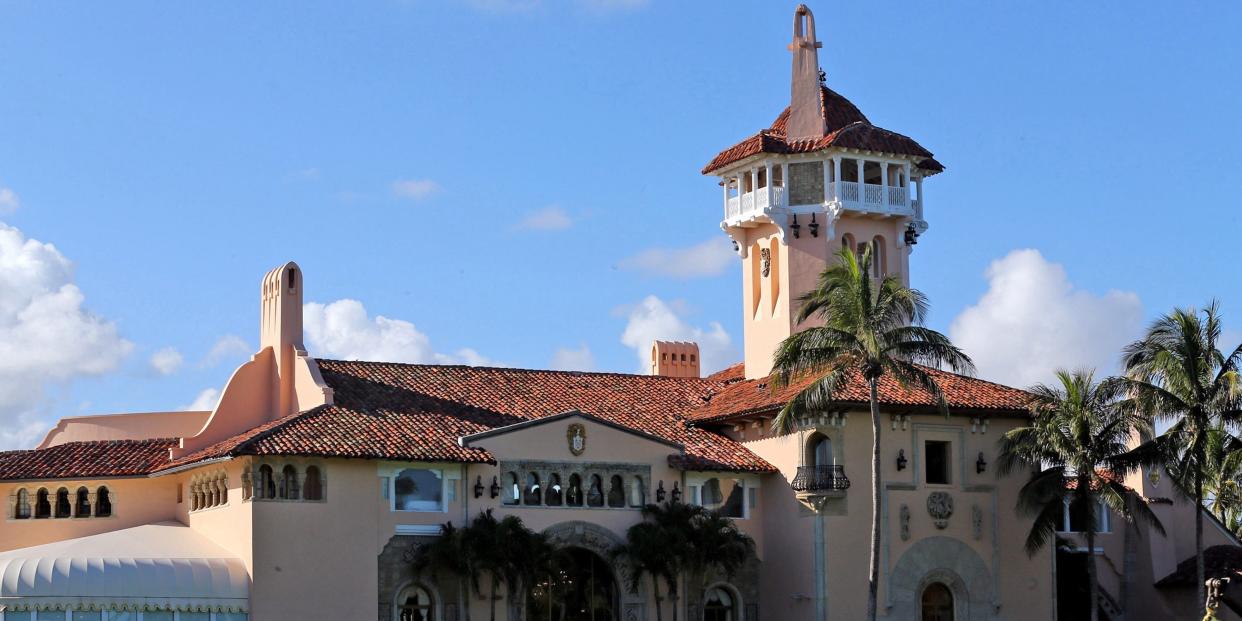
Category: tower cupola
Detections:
[{"x1": 703, "y1": 4, "x2": 945, "y2": 379}]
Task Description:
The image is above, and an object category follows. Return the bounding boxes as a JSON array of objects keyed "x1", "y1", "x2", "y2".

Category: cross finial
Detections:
[{"x1": 787, "y1": 5, "x2": 826, "y2": 141}]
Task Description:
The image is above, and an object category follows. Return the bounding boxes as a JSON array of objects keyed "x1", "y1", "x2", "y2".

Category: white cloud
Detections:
[
  {"x1": 303, "y1": 299, "x2": 496, "y2": 366},
  {"x1": 149, "y1": 347, "x2": 184, "y2": 376},
  {"x1": 0, "y1": 187, "x2": 19, "y2": 214},
  {"x1": 182, "y1": 387, "x2": 220, "y2": 412},
  {"x1": 391, "y1": 179, "x2": 442, "y2": 201},
  {"x1": 202, "y1": 334, "x2": 251, "y2": 367},
  {"x1": 514, "y1": 206, "x2": 573, "y2": 231},
  {"x1": 949, "y1": 249, "x2": 1143, "y2": 389},
  {"x1": 551, "y1": 344, "x2": 595, "y2": 372},
  {"x1": 620, "y1": 295, "x2": 734, "y2": 374},
  {"x1": 0, "y1": 222, "x2": 133, "y2": 449},
  {"x1": 619, "y1": 238, "x2": 735, "y2": 279}
]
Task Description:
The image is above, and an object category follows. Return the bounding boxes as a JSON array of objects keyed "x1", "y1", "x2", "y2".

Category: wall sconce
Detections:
[
  {"x1": 904, "y1": 222, "x2": 919, "y2": 246},
  {"x1": 809, "y1": 213, "x2": 819, "y2": 237},
  {"x1": 896, "y1": 449, "x2": 908, "y2": 471},
  {"x1": 474, "y1": 476, "x2": 485, "y2": 499},
  {"x1": 671, "y1": 482, "x2": 682, "y2": 503},
  {"x1": 731, "y1": 240, "x2": 739, "y2": 253},
  {"x1": 489, "y1": 476, "x2": 500, "y2": 499},
  {"x1": 976, "y1": 452, "x2": 987, "y2": 474},
  {"x1": 791, "y1": 214, "x2": 801, "y2": 239},
  {"x1": 656, "y1": 481, "x2": 666, "y2": 503}
]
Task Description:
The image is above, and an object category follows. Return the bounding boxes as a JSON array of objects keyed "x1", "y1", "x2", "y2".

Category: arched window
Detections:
[
  {"x1": 395, "y1": 584, "x2": 434, "y2": 621},
  {"x1": 566, "y1": 474, "x2": 583, "y2": 507},
  {"x1": 74, "y1": 487, "x2": 91, "y2": 518},
  {"x1": 304, "y1": 466, "x2": 323, "y2": 501},
  {"x1": 35, "y1": 488, "x2": 51, "y2": 519},
  {"x1": 630, "y1": 476, "x2": 645, "y2": 507},
  {"x1": 54, "y1": 487, "x2": 71, "y2": 518},
  {"x1": 607, "y1": 475, "x2": 625, "y2": 508},
  {"x1": 871, "y1": 236, "x2": 887, "y2": 278},
  {"x1": 279, "y1": 465, "x2": 299, "y2": 500},
  {"x1": 503, "y1": 472, "x2": 520, "y2": 506},
  {"x1": 808, "y1": 433, "x2": 833, "y2": 467},
  {"x1": 921, "y1": 583, "x2": 954, "y2": 621},
  {"x1": 704, "y1": 586, "x2": 737, "y2": 621},
  {"x1": 587, "y1": 475, "x2": 604, "y2": 507},
  {"x1": 841, "y1": 233, "x2": 856, "y2": 254},
  {"x1": 14, "y1": 489, "x2": 30, "y2": 519},
  {"x1": 259, "y1": 464, "x2": 276, "y2": 499},
  {"x1": 545, "y1": 474, "x2": 563, "y2": 506},
  {"x1": 395, "y1": 469, "x2": 444, "y2": 511},
  {"x1": 95, "y1": 486, "x2": 112, "y2": 517},
  {"x1": 524, "y1": 472, "x2": 542, "y2": 506}
]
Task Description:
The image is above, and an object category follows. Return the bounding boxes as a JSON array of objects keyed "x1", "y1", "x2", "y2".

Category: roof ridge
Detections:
[{"x1": 315, "y1": 358, "x2": 716, "y2": 383}]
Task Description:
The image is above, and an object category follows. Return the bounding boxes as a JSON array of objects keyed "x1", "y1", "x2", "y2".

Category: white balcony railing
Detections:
[{"x1": 722, "y1": 180, "x2": 912, "y2": 222}]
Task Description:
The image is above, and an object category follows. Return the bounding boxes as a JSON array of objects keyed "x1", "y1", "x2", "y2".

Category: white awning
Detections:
[{"x1": 0, "y1": 522, "x2": 248, "y2": 613}]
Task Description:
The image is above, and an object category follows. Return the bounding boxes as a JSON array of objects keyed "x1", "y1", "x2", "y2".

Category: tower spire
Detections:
[{"x1": 787, "y1": 4, "x2": 825, "y2": 141}]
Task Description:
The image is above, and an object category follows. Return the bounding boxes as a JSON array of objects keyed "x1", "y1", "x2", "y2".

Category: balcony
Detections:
[
  {"x1": 791, "y1": 465, "x2": 850, "y2": 494},
  {"x1": 721, "y1": 179, "x2": 916, "y2": 227}
]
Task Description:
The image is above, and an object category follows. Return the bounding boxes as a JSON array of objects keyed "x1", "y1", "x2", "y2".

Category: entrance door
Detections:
[
  {"x1": 921, "y1": 583, "x2": 953, "y2": 621},
  {"x1": 527, "y1": 547, "x2": 617, "y2": 621}
]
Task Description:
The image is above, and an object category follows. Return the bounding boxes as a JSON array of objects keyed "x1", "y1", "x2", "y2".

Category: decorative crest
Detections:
[{"x1": 567, "y1": 423, "x2": 587, "y2": 456}]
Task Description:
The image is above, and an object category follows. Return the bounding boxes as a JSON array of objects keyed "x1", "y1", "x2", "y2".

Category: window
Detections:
[
  {"x1": 704, "y1": 586, "x2": 737, "y2": 621},
  {"x1": 607, "y1": 475, "x2": 625, "y2": 508},
  {"x1": 921, "y1": 583, "x2": 953, "y2": 621},
  {"x1": 587, "y1": 474, "x2": 604, "y2": 507},
  {"x1": 394, "y1": 469, "x2": 444, "y2": 512},
  {"x1": 925, "y1": 441, "x2": 951, "y2": 485},
  {"x1": 279, "y1": 465, "x2": 300, "y2": 500},
  {"x1": 700, "y1": 478, "x2": 745, "y2": 518},
  {"x1": 525, "y1": 472, "x2": 542, "y2": 506},
  {"x1": 304, "y1": 466, "x2": 324, "y2": 501},
  {"x1": 396, "y1": 584, "x2": 434, "y2": 621},
  {"x1": 35, "y1": 488, "x2": 50, "y2": 519},
  {"x1": 14, "y1": 488, "x2": 30, "y2": 519},
  {"x1": 545, "y1": 474, "x2": 563, "y2": 506},
  {"x1": 566, "y1": 474, "x2": 583, "y2": 507},
  {"x1": 503, "y1": 472, "x2": 520, "y2": 506},
  {"x1": 630, "y1": 476, "x2": 645, "y2": 507},
  {"x1": 870, "y1": 237, "x2": 887, "y2": 278},
  {"x1": 95, "y1": 486, "x2": 111, "y2": 518},
  {"x1": 54, "y1": 487, "x2": 71, "y2": 518},
  {"x1": 74, "y1": 487, "x2": 90, "y2": 518},
  {"x1": 1061, "y1": 498, "x2": 1111, "y2": 534},
  {"x1": 808, "y1": 433, "x2": 832, "y2": 466},
  {"x1": 259, "y1": 464, "x2": 276, "y2": 499}
]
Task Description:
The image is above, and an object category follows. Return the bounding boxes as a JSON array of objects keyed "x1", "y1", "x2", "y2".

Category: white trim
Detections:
[{"x1": 395, "y1": 524, "x2": 443, "y2": 537}]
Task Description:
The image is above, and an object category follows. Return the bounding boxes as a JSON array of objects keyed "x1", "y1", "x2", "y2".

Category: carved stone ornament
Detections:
[
  {"x1": 760, "y1": 248, "x2": 771, "y2": 277},
  {"x1": 567, "y1": 423, "x2": 587, "y2": 456},
  {"x1": 899, "y1": 504, "x2": 910, "y2": 541},
  {"x1": 927, "y1": 491, "x2": 954, "y2": 529},
  {"x1": 972, "y1": 504, "x2": 983, "y2": 540}
]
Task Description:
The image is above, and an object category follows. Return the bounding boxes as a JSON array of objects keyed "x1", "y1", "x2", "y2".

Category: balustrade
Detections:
[{"x1": 791, "y1": 465, "x2": 850, "y2": 493}]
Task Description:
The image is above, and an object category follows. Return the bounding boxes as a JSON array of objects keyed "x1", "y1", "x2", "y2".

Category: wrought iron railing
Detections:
[{"x1": 791, "y1": 465, "x2": 850, "y2": 493}]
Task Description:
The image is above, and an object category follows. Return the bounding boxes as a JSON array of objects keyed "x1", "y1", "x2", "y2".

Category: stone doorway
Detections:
[{"x1": 527, "y1": 547, "x2": 618, "y2": 621}]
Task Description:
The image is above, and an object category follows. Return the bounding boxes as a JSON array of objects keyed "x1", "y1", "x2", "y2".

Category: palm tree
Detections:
[
  {"x1": 998, "y1": 369, "x2": 1164, "y2": 621},
  {"x1": 1200, "y1": 424, "x2": 1242, "y2": 536},
  {"x1": 639, "y1": 502, "x2": 700, "y2": 621},
  {"x1": 408, "y1": 521, "x2": 474, "y2": 621},
  {"x1": 770, "y1": 244, "x2": 974, "y2": 621},
  {"x1": 681, "y1": 506, "x2": 754, "y2": 609},
  {"x1": 612, "y1": 520, "x2": 677, "y2": 621},
  {"x1": 461, "y1": 509, "x2": 524, "y2": 621},
  {"x1": 1119, "y1": 303, "x2": 1242, "y2": 615}
]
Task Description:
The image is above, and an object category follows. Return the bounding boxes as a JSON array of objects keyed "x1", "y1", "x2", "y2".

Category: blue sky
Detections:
[{"x1": 0, "y1": 1, "x2": 1239, "y2": 448}]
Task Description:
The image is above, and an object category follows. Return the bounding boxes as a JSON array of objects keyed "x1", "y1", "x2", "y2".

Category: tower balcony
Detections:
[{"x1": 791, "y1": 465, "x2": 850, "y2": 497}]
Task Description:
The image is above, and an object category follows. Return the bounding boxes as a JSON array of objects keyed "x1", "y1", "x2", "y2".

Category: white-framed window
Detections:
[
  {"x1": 686, "y1": 473, "x2": 758, "y2": 519},
  {"x1": 1059, "y1": 498, "x2": 1111, "y2": 534},
  {"x1": 394, "y1": 468, "x2": 444, "y2": 512}
]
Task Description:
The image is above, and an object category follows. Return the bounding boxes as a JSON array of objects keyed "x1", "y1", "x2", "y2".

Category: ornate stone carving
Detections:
[
  {"x1": 567, "y1": 423, "x2": 587, "y2": 456},
  {"x1": 926, "y1": 491, "x2": 953, "y2": 529},
  {"x1": 899, "y1": 504, "x2": 910, "y2": 541},
  {"x1": 760, "y1": 248, "x2": 771, "y2": 277},
  {"x1": 971, "y1": 504, "x2": 983, "y2": 540}
]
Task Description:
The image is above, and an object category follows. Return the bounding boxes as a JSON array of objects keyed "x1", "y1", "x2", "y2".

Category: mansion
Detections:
[{"x1": 0, "y1": 5, "x2": 1238, "y2": 621}]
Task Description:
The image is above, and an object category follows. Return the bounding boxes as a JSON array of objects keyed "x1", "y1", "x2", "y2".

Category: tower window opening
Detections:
[
  {"x1": 286, "y1": 267, "x2": 296, "y2": 291},
  {"x1": 863, "y1": 161, "x2": 882, "y2": 185},
  {"x1": 773, "y1": 165, "x2": 784, "y2": 187},
  {"x1": 757, "y1": 168, "x2": 767, "y2": 189},
  {"x1": 841, "y1": 159, "x2": 860, "y2": 183}
]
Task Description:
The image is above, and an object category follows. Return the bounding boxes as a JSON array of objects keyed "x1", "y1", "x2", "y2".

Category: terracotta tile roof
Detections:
[
  {"x1": 702, "y1": 86, "x2": 944, "y2": 175},
  {"x1": 689, "y1": 362, "x2": 1033, "y2": 424},
  {"x1": 0, "y1": 439, "x2": 176, "y2": 481},
  {"x1": 163, "y1": 361, "x2": 776, "y2": 474},
  {"x1": 1156, "y1": 545, "x2": 1242, "y2": 587}
]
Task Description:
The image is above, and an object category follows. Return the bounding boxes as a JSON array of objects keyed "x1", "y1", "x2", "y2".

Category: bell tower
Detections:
[{"x1": 703, "y1": 4, "x2": 945, "y2": 379}]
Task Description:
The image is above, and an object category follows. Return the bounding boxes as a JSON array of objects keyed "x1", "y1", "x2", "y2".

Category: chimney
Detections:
[
  {"x1": 261, "y1": 261, "x2": 305, "y2": 419},
  {"x1": 650, "y1": 341, "x2": 701, "y2": 378},
  {"x1": 786, "y1": 4, "x2": 825, "y2": 142}
]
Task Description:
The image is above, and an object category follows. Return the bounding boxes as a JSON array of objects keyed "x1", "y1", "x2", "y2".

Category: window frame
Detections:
[
  {"x1": 686, "y1": 473, "x2": 760, "y2": 520},
  {"x1": 380, "y1": 463, "x2": 460, "y2": 514}
]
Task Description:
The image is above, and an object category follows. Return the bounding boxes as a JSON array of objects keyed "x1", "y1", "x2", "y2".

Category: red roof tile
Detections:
[
  {"x1": 1156, "y1": 545, "x2": 1242, "y2": 587},
  {"x1": 702, "y1": 86, "x2": 944, "y2": 175},
  {"x1": 163, "y1": 361, "x2": 776, "y2": 474},
  {"x1": 689, "y1": 362, "x2": 1033, "y2": 424},
  {"x1": 0, "y1": 439, "x2": 176, "y2": 481}
]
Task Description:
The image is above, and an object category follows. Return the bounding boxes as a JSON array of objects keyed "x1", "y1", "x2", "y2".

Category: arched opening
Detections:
[
  {"x1": 279, "y1": 464, "x2": 300, "y2": 500},
  {"x1": 35, "y1": 488, "x2": 50, "y2": 519},
  {"x1": 566, "y1": 474, "x2": 584, "y2": 507},
  {"x1": 841, "y1": 233, "x2": 856, "y2": 255},
  {"x1": 259, "y1": 464, "x2": 276, "y2": 499},
  {"x1": 526, "y1": 547, "x2": 617, "y2": 621},
  {"x1": 14, "y1": 488, "x2": 30, "y2": 520},
  {"x1": 921, "y1": 582, "x2": 954, "y2": 621},
  {"x1": 95, "y1": 486, "x2": 112, "y2": 517},
  {"x1": 74, "y1": 487, "x2": 90, "y2": 518},
  {"x1": 394, "y1": 583, "x2": 435, "y2": 621},
  {"x1": 807, "y1": 433, "x2": 833, "y2": 467},
  {"x1": 504, "y1": 472, "x2": 520, "y2": 506},
  {"x1": 304, "y1": 466, "x2": 324, "y2": 501},
  {"x1": 587, "y1": 475, "x2": 605, "y2": 507},
  {"x1": 871, "y1": 236, "x2": 887, "y2": 278},
  {"x1": 546, "y1": 474, "x2": 563, "y2": 506},
  {"x1": 54, "y1": 487, "x2": 71, "y2": 518},
  {"x1": 704, "y1": 585, "x2": 739, "y2": 621},
  {"x1": 629, "y1": 476, "x2": 645, "y2": 507},
  {"x1": 525, "y1": 472, "x2": 542, "y2": 506},
  {"x1": 606, "y1": 475, "x2": 625, "y2": 508}
]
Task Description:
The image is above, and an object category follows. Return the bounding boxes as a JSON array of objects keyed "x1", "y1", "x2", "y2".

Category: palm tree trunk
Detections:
[
  {"x1": 1197, "y1": 472, "x2": 1206, "y2": 618},
  {"x1": 1086, "y1": 527, "x2": 1099, "y2": 621},
  {"x1": 490, "y1": 574, "x2": 498, "y2": 621},
  {"x1": 867, "y1": 378, "x2": 882, "y2": 621},
  {"x1": 652, "y1": 574, "x2": 664, "y2": 621}
]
